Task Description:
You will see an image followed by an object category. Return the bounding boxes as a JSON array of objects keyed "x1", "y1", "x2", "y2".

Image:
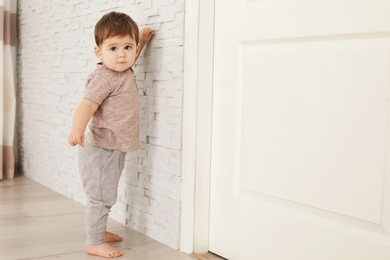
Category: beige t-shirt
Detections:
[{"x1": 84, "y1": 63, "x2": 139, "y2": 152}]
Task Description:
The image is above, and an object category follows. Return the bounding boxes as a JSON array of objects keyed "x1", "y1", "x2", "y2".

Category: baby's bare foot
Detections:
[
  {"x1": 105, "y1": 231, "x2": 123, "y2": 242},
  {"x1": 86, "y1": 242, "x2": 124, "y2": 258}
]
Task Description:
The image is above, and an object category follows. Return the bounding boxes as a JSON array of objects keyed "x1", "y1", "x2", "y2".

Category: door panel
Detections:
[
  {"x1": 238, "y1": 38, "x2": 389, "y2": 224},
  {"x1": 209, "y1": 0, "x2": 390, "y2": 259}
]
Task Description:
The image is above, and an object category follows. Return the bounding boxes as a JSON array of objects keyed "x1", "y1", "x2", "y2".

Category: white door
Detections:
[{"x1": 209, "y1": 0, "x2": 390, "y2": 259}]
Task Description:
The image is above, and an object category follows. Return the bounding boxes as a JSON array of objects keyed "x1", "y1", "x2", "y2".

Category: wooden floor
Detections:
[{"x1": 0, "y1": 176, "x2": 195, "y2": 260}]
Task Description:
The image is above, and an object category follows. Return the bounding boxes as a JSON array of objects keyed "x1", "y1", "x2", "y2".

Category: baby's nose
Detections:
[{"x1": 118, "y1": 50, "x2": 126, "y2": 57}]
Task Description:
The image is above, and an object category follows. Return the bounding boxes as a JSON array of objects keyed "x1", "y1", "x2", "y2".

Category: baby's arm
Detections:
[
  {"x1": 135, "y1": 28, "x2": 155, "y2": 62},
  {"x1": 68, "y1": 98, "x2": 99, "y2": 147}
]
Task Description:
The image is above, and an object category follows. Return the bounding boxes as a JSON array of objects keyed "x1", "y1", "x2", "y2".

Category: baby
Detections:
[{"x1": 68, "y1": 11, "x2": 154, "y2": 258}]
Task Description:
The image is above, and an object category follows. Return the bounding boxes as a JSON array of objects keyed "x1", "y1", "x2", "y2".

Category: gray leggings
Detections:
[{"x1": 78, "y1": 142, "x2": 126, "y2": 245}]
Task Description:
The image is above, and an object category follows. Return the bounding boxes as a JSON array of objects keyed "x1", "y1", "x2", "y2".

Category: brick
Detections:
[{"x1": 17, "y1": 0, "x2": 184, "y2": 250}]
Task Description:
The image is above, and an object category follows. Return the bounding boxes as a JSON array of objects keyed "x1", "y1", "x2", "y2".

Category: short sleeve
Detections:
[{"x1": 84, "y1": 73, "x2": 111, "y2": 105}]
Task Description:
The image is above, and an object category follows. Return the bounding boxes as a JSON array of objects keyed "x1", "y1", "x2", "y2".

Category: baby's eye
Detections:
[
  {"x1": 110, "y1": 47, "x2": 118, "y2": 51},
  {"x1": 124, "y1": 45, "x2": 132, "y2": 50}
]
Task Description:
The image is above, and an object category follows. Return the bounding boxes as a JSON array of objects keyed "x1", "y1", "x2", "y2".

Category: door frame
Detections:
[{"x1": 180, "y1": 0, "x2": 215, "y2": 254}]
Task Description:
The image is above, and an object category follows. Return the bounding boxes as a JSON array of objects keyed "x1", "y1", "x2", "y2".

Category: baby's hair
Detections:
[{"x1": 94, "y1": 11, "x2": 139, "y2": 46}]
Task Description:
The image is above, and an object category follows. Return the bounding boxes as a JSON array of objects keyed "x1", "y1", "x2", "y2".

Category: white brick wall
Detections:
[{"x1": 17, "y1": 0, "x2": 184, "y2": 249}]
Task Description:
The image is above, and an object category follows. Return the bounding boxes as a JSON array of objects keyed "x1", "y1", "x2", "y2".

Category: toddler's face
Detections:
[{"x1": 94, "y1": 35, "x2": 139, "y2": 72}]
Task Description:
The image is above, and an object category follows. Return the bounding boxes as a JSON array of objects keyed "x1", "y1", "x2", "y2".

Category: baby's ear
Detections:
[
  {"x1": 136, "y1": 43, "x2": 141, "y2": 56},
  {"x1": 94, "y1": 46, "x2": 102, "y2": 60}
]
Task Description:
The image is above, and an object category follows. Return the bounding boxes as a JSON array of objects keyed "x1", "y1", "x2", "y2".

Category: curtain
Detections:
[{"x1": 1, "y1": 0, "x2": 17, "y2": 180}]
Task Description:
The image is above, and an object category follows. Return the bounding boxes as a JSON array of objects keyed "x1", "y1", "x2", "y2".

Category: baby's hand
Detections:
[
  {"x1": 68, "y1": 128, "x2": 85, "y2": 147},
  {"x1": 139, "y1": 28, "x2": 155, "y2": 44}
]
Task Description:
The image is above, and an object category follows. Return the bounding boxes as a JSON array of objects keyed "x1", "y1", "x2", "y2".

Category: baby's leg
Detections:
[{"x1": 78, "y1": 143, "x2": 127, "y2": 257}]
